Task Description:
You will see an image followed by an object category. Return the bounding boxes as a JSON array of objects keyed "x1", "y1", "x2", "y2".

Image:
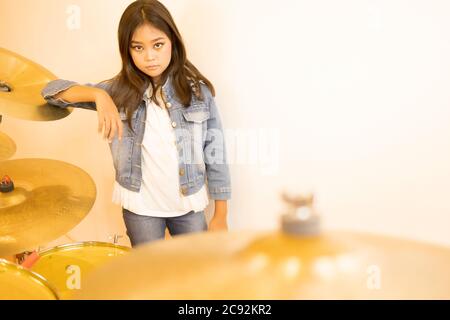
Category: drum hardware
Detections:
[
  {"x1": 0, "y1": 81, "x2": 12, "y2": 93},
  {"x1": 0, "y1": 175, "x2": 14, "y2": 192},
  {"x1": 108, "y1": 234, "x2": 124, "y2": 245},
  {"x1": 15, "y1": 251, "x2": 34, "y2": 265}
]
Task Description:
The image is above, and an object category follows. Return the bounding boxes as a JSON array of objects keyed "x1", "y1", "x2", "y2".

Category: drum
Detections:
[
  {"x1": 31, "y1": 242, "x2": 130, "y2": 299},
  {"x1": 0, "y1": 259, "x2": 58, "y2": 300}
]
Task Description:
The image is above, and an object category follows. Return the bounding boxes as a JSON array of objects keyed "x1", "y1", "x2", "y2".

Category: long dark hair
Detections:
[{"x1": 108, "y1": 0, "x2": 215, "y2": 129}]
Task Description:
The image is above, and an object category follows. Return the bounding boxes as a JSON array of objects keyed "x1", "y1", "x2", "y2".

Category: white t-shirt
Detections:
[{"x1": 112, "y1": 85, "x2": 209, "y2": 217}]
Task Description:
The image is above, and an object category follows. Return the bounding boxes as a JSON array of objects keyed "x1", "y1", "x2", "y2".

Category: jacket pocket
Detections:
[
  {"x1": 181, "y1": 109, "x2": 210, "y2": 123},
  {"x1": 180, "y1": 106, "x2": 209, "y2": 166}
]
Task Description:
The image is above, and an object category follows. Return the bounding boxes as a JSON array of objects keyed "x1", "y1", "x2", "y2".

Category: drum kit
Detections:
[
  {"x1": 1, "y1": 47, "x2": 450, "y2": 300},
  {"x1": 0, "y1": 47, "x2": 129, "y2": 300}
]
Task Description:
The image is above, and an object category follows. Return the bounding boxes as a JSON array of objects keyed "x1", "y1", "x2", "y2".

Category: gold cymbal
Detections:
[
  {"x1": 0, "y1": 131, "x2": 16, "y2": 161},
  {"x1": 0, "y1": 159, "x2": 96, "y2": 256},
  {"x1": 0, "y1": 47, "x2": 72, "y2": 121},
  {"x1": 76, "y1": 231, "x2": 450, "y2": 299}
]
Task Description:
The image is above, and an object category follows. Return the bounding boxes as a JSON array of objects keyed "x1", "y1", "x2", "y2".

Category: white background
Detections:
[{"x1": 1, "y1": 0, "x2": 449, "y2": 247}]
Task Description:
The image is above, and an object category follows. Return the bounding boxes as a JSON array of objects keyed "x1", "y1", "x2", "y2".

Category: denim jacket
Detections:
[{"x1": 41, "y1": 75, "x2": 231, "y2": 201}]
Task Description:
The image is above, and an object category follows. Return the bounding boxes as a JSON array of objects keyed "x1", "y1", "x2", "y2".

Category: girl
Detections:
[{"x1": 41, "y1": 0, "x2": 231, "y2": 246}]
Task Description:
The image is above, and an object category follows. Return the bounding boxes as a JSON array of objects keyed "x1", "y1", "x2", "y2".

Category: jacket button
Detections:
[
  {"x1": 181, "y1": 186, "x2": 188, "y2": 195},
  {"x1": 179, "y1": 168, "x2": 185, "y2": 176},
  {"x1": 171, "y1": 121, "x2": 177, "y2": 128}
]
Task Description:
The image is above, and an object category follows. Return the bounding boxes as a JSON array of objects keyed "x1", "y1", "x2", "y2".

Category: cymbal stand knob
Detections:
[
  {"x1": 280, "y1": 192, "x2": 321, "y2": 236},
  {"x1": 0, "y1": 175, "x2": 14, "y2": 193},
  {"x1": 0, "y1": 81, "x2": 12, "y2": 92}
]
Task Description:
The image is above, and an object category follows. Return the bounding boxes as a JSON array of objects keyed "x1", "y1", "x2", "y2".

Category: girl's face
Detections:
[{"x1": 130, "y1": 23, "x2": 172, "y2": 84}]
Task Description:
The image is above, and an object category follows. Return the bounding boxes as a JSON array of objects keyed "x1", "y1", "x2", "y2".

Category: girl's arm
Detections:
[
  {"x1": 202, "y1": 85, "x2": 232, "y2": 231},
  {"x1": 42, "y1": 79, "x2": 110, "y2": 111},
  {"x1": 53, "y1": 85, "x2": 104, "y2": 106},
  {"x1": 41, "y1": 79, "x2": 123, "y2": 141},
  {"x1": 203, "y1": 87, "x2": 232, "y2": 201}
]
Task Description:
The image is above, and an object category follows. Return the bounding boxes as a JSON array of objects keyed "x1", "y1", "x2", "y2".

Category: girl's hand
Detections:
[
  {"x1": 209, "y1": 200, "x2": 228, "y2": 232},
  {"x1": 208, "y1": 215, "x2": 228, "y2": 232},
  {"x1": 94, "y1": 90, "x2": 123, "y2": 142}
]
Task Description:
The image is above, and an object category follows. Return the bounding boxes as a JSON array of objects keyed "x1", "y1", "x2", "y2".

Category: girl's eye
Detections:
[
  {"x1": 154, "y1": 43, "x2": 164, "y2": 49},
  {"x1": 132, "y1": 46, "x2": 144, "y2": 51}
]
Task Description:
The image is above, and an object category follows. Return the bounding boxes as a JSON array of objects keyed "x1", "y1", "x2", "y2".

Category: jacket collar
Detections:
[{"x1": 143, "y1": 73, "x2": 175, "y2": 102}]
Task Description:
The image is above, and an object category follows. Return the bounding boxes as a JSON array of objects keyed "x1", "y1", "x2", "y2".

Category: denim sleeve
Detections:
[
  {"x1": 202, "y1": 85, "x2": 232, "y2": 201},
  {"x1": 41, "y1": 79, "x2": 112, "y2": 111}
]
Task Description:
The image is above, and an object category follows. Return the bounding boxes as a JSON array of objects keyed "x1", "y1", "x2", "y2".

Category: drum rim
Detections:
[
  {"x1": 37, "y1": 241, "x2": 131, "y2": 257},
  {"x1": 0, "y1": 258, "x2": 60, "y2": 300}
]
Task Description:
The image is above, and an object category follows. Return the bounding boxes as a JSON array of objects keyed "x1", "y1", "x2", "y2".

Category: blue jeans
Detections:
[{"x1": 122, "y1": 208, "x2": 208, "y2": 247}]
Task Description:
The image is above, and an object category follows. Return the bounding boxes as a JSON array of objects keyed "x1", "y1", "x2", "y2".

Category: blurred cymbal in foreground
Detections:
[
  {"x1": 76, "y1": 193, "x2": 450, "y2": 300},
  {"x1": 75, "y1": 229, "x2": 450, "y2": 300},
  {"x1": 0, "y1": 47, "x2": 72, "y2": 121},
  {"x1": 0, "y1": 159, "x2": 96, "y2": 256}
]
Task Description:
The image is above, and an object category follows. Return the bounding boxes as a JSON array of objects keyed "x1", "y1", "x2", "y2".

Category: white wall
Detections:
[{"x1": 1, "y1": 0, "x2": 449, "y2": 247}]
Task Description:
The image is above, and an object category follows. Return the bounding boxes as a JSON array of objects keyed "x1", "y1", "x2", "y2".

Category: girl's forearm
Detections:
[{"x1": 54, "y1": 85, "x2": 106, "y2": 104}]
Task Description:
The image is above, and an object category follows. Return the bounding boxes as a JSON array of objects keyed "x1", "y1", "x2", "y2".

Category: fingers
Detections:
[
  {"x1": 103, "y1": 116, "x2": 111, "y2": 140},
  {"x1": 97, "y1": 100, "x2": 123, "y2": 142},
  {"x1": 107, "y1": 114, "x2": 123, "y2": 142},
  {"x1": 108, "y1": 119, "x2": 117, "y2": 142},
  {"x1": 98, "y1": 114, "x2": 123, "y2": 142}
]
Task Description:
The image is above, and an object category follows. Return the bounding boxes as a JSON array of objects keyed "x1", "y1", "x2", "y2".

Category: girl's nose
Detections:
[{"x1": 145, "y1": 50, "x2": 156, "y2": 61}]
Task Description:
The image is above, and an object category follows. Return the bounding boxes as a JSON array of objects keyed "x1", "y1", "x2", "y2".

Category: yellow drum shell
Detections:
[
  {"x1": 31, "y1": 242, "x2": 130, "y2": 299},
  {"x1": 0, "y1": 259, "x2": 58, "y2": 300}
]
